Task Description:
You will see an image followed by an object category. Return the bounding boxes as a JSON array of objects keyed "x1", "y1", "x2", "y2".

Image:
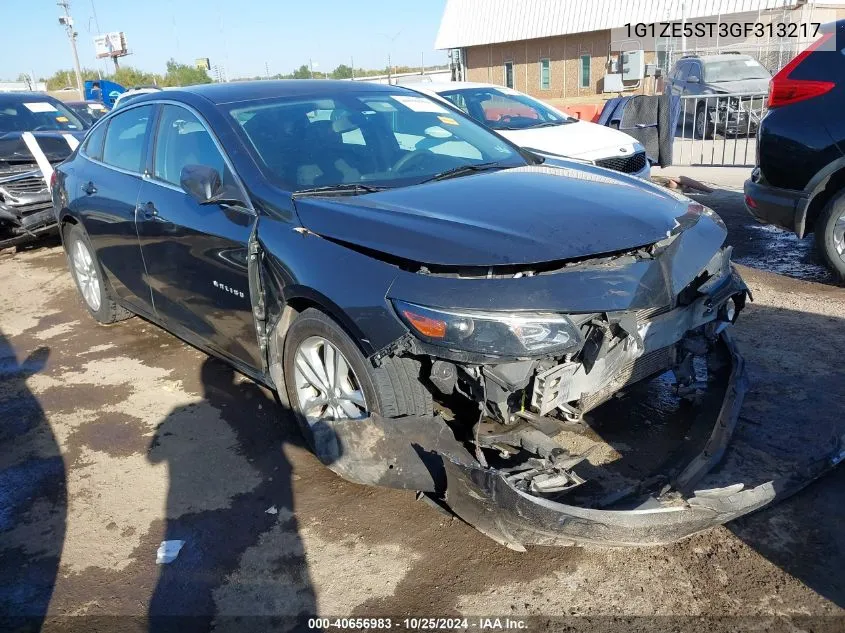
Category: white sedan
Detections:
[{"x1": 406, "y1": 82, "x2": 650, "y2": 179}]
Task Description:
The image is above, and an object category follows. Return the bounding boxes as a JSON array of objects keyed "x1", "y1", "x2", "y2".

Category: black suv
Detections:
[{"x1": 744, "y1": 20, "x2": 845, "y2": 281}]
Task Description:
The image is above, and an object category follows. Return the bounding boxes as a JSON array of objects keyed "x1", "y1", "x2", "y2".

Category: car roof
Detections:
[
  {"x1": 410, "y1": 81, "x2": 509, "y2": 94},
  {"x1": 169, "y1": 79, "x2": 410, "y2": 106},
  {"x1": 0, "y1": 92, "x2": 62, "y2": 105},
  {"x1": 680, "y1": 54, "x2": 756, "y2": 64}
]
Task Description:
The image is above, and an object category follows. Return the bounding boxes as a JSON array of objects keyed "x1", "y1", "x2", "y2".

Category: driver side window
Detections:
[{"x1": 153, "y1": 105, "x2": 229, "y2": 187}]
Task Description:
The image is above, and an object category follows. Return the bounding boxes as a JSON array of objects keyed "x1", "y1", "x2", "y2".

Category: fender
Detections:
[
  {"x1": 246, "y1": 220, "x2": 269, "y2": 376},
  {"x1": 797, "y1": 156, "x2": 845, "y2": 238}
]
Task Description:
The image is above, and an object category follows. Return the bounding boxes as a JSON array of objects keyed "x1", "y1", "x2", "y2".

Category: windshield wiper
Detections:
[
  {"x1": 291, "y1": 183, "x2": 387, "y2": 198},
  {"x1": 421, "y1": 161, "x2": 506, "y2": 183},
  {"x1": 526, "y1": 120, "x2": 573, "y2": 128}
]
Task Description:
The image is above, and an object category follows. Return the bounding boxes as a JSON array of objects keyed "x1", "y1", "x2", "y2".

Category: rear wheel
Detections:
[
  {"x1": 282, "y1": 308, "x2": 433, "y2": 449},
  {"x1": 814, "y1": 191, "x2": 845, "y2": 282},
  {"x1": 65, "y1": 224, "x2": 133, "y2": 323}
]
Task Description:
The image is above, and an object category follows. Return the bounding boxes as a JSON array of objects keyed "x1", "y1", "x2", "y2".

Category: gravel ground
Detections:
[{"x1": 0, "y1": 183, "x2": 843, "y2": 632}]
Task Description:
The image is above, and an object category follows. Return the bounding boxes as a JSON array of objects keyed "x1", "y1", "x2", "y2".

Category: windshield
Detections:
[
  {"x1": 228, "y1": 91, "x2": 527, "y2": 191},
  {"x1": 705, "y1": 59, "x2": 771, "y2": 82},
  {"x1": 437, "y1": 87, "x2": 575, "y2": 130},
  {"x1": 0, "y1": 98, "x2": 85, "y2": 133}
]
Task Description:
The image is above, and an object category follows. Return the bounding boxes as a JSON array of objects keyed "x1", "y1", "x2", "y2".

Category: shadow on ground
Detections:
[
  {"x1": 146, "y1": 358, "x2": 318, "y2": 632},
  {"x1": 0, "y1": 331, "x2": 66, "y2": 632}
]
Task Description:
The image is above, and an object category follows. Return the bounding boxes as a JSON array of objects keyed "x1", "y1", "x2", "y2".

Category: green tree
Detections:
[
  {"x1": 291, "y1": 64, "x2": 312, "y2": 79},
  {"x1": 331, "y1": 64, "x2": 353, "y2": 79},
  {"x1": 45, "y1": 68, "x2": 101, "y2": 90},
  {"x1": 161, "y1": 59, "x2": 212, "y2": 87},
  {"x1": 111, "y1": 66, "x2": 160, "y2": 88}
]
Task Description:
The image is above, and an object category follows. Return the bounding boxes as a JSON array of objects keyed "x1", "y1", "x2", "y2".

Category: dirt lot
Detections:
[{"x1": 1, "y1": 180, "x2": 843, "y2": 632}]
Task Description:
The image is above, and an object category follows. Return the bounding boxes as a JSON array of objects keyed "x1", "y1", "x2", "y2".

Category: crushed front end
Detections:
[
  {"x1": 0, "y1": 166, "x2": 55, "y2": 248},
  {"x1": 315, "y1": 198, "x2": 824, "y2": 546}
]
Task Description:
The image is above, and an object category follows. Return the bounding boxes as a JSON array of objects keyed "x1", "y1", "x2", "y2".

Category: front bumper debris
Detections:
[
  {"x1": 0, "y1": 169, "x2": 57, "y2": 248},
  {"x1": 313, "y1": 331, "x2": 843, "y2": 548}
]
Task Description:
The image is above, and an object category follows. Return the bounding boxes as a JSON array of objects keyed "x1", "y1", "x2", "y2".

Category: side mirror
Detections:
[
  {"x1": 180, "y1": 164, "x2": 223, "y2": 204},
  {"x1": 687, "y1": 75, "x2": 700, "y2": 84}
]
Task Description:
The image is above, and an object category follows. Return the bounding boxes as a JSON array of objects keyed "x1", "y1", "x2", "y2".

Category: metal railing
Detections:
[{"x1": 672, "y1": 92, "x2": 768, "y2": 167}]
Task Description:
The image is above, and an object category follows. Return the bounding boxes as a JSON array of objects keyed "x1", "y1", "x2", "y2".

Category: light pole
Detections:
[
  {"x1": 378, "y1": 31, "x2": 402, "y2": 84},
  {"x1": 57, "y1": 0, "x2": 84, "y2": 96}
]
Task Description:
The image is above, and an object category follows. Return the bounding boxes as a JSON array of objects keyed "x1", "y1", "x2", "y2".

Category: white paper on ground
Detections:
[{"x1": 156, "y1": 540, "x2": 185, "y2": 564}]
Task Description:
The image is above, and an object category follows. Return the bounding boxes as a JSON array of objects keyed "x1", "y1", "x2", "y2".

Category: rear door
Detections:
[
  {"x1": 72, "y1": 104, "x2": 154, "y2": 313},
  {"x1": 135, "y1": 103, "x2": 262, "y2": 370}
]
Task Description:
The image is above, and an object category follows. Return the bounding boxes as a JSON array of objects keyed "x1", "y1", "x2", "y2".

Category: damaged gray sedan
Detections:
[{"x1": 54, "y1": 82, "x2": 767, "y2": 549}]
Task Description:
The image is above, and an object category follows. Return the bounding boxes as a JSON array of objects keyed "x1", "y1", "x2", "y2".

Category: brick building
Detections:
[{"x1": 435, "y1": 0, "x2": 845, "y2": 99}]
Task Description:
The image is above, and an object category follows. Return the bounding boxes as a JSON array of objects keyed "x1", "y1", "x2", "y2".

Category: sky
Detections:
[{"x1": 1, "y1": 0, "x2": 450, "y2": 80}]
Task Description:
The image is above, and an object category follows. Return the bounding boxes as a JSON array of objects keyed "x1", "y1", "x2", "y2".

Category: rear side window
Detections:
[
  {"x1": 83, "y1": 120, "x2": 108, "y2": 161},
  {"x1": 153, "y1": 105, "x2": 228, "y2": 186},
  {"x1": 102, "y1": 105, "x2": 153, "y2": 173}
]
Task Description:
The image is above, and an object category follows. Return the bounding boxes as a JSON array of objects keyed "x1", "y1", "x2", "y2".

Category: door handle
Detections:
[
  {"x1": 82, "y1": 181, "x2": 97, "y2": 195},
  {"x1": 137, "y1": 201, "x2": 163, "y2": 221}
]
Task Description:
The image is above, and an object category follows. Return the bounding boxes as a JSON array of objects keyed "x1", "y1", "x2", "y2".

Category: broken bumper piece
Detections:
[{"x1": 313, "y1": 332, "x2": 843, "y2": 549}]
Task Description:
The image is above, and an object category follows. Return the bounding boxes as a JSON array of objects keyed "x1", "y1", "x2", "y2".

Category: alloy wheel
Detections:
[
  {"x1": 72, "y1": 239, "x2": 101, "y2": 311},
  {"x1": 293, "y1": 336, "x2": 368, "y2": 424},
  {"x1": 834, "y1": 209, "x2": 845, "y2": 263}
]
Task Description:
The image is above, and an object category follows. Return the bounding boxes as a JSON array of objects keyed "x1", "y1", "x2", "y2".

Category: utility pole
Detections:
[
  {"x1": 351, "y1": 56, "x2": 354, "y2": 80},
  {"x1": 309, "y1": 58, "x2": 314, "y2": 79},
  {"x1": 57, "y1": 0, "x2": 84, "y2": 96}
]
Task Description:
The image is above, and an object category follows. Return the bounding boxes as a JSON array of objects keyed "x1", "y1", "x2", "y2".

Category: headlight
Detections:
[{"x1": 392, "y1": 300, "x2": 584, "y2": 357}]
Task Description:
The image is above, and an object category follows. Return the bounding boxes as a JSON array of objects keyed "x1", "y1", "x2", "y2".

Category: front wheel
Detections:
[
  {"x1": 694, "y1": 105, "x2": 714, "y2": 139},
  {"x1": 282, "y1": 308, "x2": 433, "y2": 451},
  {"x1": 65, "y1": 223, "x2": 132, "y2": 323},
  {"x1": 814, "y1": 192, "x2": 845, "y2": 282}
]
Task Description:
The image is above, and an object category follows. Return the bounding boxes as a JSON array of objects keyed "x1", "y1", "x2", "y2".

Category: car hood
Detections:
[
  {"x1": 497, "y1": 120, "x2": 641, "y2": 160},
  {"x1": 708, "y1": 78, "x2": 770, "y2": 94},
  {"x1": 0, "y1": 131, "x2": 83, "y2": 171},
  {"x1": 293, "y1": 164, "x2": 695, "y2": 267}
]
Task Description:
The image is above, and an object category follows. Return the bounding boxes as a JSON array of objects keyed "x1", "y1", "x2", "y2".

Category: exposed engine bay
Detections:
[
  {"x1": 0, "y1": 165, "x2": 55, "y2": 248},
  {"x1": 400, "y1": 245, "x2": 748, "y2": 505}
]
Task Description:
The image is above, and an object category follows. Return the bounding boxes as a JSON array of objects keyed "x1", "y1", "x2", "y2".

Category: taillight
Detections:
[
  {"x1": 50, "y1": 170, "x2": 58, "y2": 190},
  {"x1": 768, "y1": 32, "x2": 835, "y2": 108}
]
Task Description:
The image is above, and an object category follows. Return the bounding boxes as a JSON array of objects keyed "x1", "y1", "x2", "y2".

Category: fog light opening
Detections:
[{"x1": 722, "y1": 297, "x2": 737, "y2": 324}]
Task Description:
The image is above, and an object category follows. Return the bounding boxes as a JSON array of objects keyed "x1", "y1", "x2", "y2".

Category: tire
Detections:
[
  {"x1": 282, "y1": 307, "x2": 433, "y2": 448},
  {"x1": 694, "y1": 105, "x2": 714, "y2": 140},
  {"x1": 814, "y1": 191, "x2": 845, "y2": 282},
  {"x1": 65, "y1": 223, "x2": 133, "y2": 324}
]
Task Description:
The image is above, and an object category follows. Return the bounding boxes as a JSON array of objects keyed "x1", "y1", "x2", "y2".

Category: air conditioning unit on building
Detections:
[
  {"x1": 603, "y1": 73, "x2": 624, "y2": 93},
  {"x1": 621, "y1": 50, "x2": 645, "y2": 80}
]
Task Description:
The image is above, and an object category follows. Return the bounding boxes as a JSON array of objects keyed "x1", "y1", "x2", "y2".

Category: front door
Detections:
[{"x1": 135, "y1": 104, "x2": 261, "y2": 370}]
